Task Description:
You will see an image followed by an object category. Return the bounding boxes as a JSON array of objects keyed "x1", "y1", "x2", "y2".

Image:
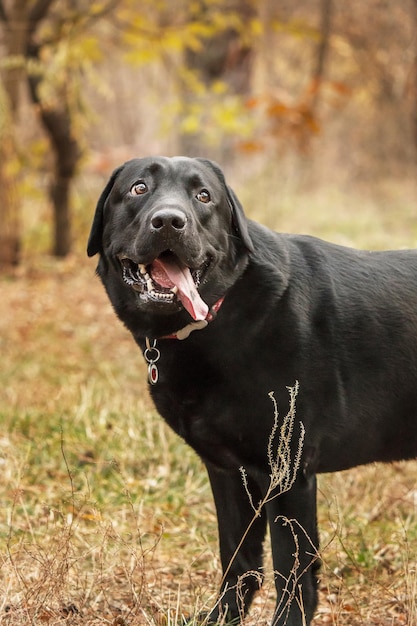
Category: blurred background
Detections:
[
  {"x1": 3, "y1": 4, "x2": 417, "y2": 624},
  {"x1": 2, "y1": 0, "x2": 417, "y2": 266}
]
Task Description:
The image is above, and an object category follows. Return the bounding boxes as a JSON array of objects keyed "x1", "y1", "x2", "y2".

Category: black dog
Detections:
[{"x1": 88, "y1": 156, "x2": 417, "y2": 625}]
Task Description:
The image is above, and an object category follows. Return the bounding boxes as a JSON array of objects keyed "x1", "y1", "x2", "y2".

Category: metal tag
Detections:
[{"x1": 144, "y1": 338, "x2": 161, "y2": 385}]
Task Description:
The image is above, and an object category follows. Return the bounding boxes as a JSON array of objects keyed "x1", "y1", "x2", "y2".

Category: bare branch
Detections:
[
  {"x1": 310, "y1": 0, "x2": 333, "y2": 111},
  {"x1": 314, "y1": 0, "x2": 333, "y2": 82}
]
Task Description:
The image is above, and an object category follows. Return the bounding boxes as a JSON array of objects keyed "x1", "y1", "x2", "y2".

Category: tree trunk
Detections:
[
  {"x1": 0, "y1": 137, "x2": 20, "y2": 268},
  {"x1": 0, "y1": 84, "x2": 20, "y2": 269},
  {"x1": 26, "y1": 43, "x2": 81, "y2": 257},
  {"x1": 40, "y1": 107, "x2": 80, "y2": 257},
  {"x1": 310, "y1": 0, "x2": 333, "y2": 111},
  {"x1": 51, "y1": 174, "x2": 73, "y2": 257}
]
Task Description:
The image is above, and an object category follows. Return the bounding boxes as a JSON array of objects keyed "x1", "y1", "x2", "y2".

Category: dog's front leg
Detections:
[
  {"x1": 266, "y1": 473, "x2": 320, "y2": 626},
  {"x1": 205, "y1": 463, "x2": 267, "y2": 623}
]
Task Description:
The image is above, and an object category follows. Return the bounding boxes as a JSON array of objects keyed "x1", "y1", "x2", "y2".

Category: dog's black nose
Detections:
[{"x1": 151, "y1": 209, "x2": 187, "y2": 232}]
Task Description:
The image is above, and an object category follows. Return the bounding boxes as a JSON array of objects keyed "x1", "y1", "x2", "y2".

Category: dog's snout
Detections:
[{"x1": 151, "y1": 208, "x2": 187, "y2": 232}]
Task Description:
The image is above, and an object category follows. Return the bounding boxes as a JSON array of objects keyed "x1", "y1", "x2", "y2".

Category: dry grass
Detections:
[
  {"x1": 1, "y1": 176, "x2": 417, "y2": 625},
  {"x1": 0, "y1": 258, "x2": 220, "y2": 625}
]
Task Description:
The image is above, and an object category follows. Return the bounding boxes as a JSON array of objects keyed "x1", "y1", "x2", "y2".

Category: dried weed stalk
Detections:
[
  {"x1": 210, "y1": 383, "x2": 311, "y2": 624},
  {"x1": 240, "y1": 383, "x2": 304, "y2": 513}
]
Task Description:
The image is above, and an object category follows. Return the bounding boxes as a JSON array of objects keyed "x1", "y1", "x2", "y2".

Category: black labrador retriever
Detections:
[{"x1": 87, "y1": 156, "x2": 417, "y2": 626}]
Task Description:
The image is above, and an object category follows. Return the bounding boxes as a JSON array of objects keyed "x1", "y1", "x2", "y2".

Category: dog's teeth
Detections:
[
  {"x1": 149, "y1": 289, "x2": 174, "y2": 301},
  {"x1": 171, "y1": 286, "x2": 178, "y2": 294},
  {"x1": 139, "y1": 264, "x2": 147, "y2": 275},
  {"x1": 147, "y1": 279, "x2": 153, "y2": 292}
]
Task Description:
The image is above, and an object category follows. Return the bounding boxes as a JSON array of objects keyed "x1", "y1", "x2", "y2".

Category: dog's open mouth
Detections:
[{"x1": 120, "y1": 252, "x2": 210, "y2": 321}]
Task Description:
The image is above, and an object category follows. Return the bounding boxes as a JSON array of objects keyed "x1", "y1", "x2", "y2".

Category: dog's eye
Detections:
[
  {"x1": 130, "y1": 181, "x2": 148, "y2": 196},
  {"x1": 196, "y1": 189, "x2": 211, "y2": 204}
]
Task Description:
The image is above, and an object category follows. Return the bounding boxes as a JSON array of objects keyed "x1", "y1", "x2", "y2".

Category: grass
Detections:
[
  {"x1": 1, "y1": 257, "x2": 218, "y2": 625},
  {"x1": 1, "y1": 174, "x2": 417, "y2": 624}
]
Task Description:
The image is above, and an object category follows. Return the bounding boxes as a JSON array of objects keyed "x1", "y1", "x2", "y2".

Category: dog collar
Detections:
[
  {"x1": 144, "y1": 296, "x2": 224, "y2": 384},
  {"x1": 162, "y1": 296, "x2": 224, "y2": 340}
]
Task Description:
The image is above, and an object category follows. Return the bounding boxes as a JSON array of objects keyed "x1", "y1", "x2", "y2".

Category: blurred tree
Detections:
[
  {"x1": 1, "y1": 0, "x2": 416, "y2": 269},
  {"x1": 180, "y1": 0, "x2": 256, "y2": 156},
  {"x1": 0, "y1": 0, "x2": 258, "y2": 263},
  {"x1": 310, "y1": 0, "x2": 333, "y2": 112},
  {"x1": 240, "y1": 0, "x2": 335, "y2": 155},
  {"x1": 24, "y1": 1, "x2": 82, "y2": 257},
  {"x1": 0, "y1": 1, "x2": 25, "y2": 267},
  {"x1": 0, "y1": 81, "x2": 20, "y2": 268},
  {"x1": 186, "y1": 1, "x2": 253, "y2": 93},
  {"x1": 0, "y1": 0, "x2": 116, "y2": 261}
]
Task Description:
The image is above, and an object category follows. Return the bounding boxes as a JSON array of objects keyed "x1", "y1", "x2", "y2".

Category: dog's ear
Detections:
[
  {"x1": 87, "y1": 165, "x2": 124, "y2": 257},
  {"x1": 197, "y1": 158, "x2": 254, "y2": 254},
  {"x1": 225, "y1": 185, "x2": 254, "y2": 254}
]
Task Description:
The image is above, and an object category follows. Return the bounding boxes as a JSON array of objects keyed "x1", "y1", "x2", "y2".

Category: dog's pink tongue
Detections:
[{"x1": 150, "y1": 258, "x2": 209, "y2": 321}]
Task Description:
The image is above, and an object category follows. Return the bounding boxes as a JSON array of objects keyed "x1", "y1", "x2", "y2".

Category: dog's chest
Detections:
[
  {"x1": 150, "y1": 363, "x2": 233, "y2": 463},
  {"x1": 148, "y1": 341, "x2": 273, "y2": 470}
]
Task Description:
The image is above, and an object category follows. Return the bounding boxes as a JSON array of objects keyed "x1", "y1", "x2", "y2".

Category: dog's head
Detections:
[{"x1": 88, "y1": 156, "x2": 253, "y2": 332}]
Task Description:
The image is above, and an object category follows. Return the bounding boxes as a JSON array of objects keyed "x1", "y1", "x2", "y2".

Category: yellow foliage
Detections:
[
  {"x1": 179, "y1": 68, "x2": 207, "y2": 97},
  {"x1": 176, "y1": 88, "x2": 255, "y2": 149},
  {"x1": 123, "y1": 16, "x2": 227, "y2": 65},
  {"x1": 272, "y1": 17, "x2": 320, "y2": 42},
  {"x1": 76, "y1": 36, "x2": 103, "y2": 63},
  {"x1": 249, "y1": 17, "x2": 263, "y2": 38},
  {"x1": 210, "y1": 98, "x2": 255, "y2": 137},
  {"x1": 180, "y1": 113, "x2": 201, "y2": 135},
  {"x1": 211, "y1": 80, "x2": 228, "y2": 95},
  {"x1": 120, "y1": 0, "x2": 256, "y2": 63}
]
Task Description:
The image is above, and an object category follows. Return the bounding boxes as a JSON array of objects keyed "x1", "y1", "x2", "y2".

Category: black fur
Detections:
[{"x1": 88, "y1": 156, "x2": 417, "y2": 625}]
